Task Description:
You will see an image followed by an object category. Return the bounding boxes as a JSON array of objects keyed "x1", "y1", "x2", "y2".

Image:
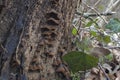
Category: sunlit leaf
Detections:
[
  {"x1": 103, "y1": 35, "x2": 111, "y2": 43},
  {"x1": 72, "y1": 28, "x2": 77, "y2": 35},
  {"x1": 85, "y1": 18, "x2": 98, "y2": 27},
  {"x1": 90, "y1": 31, "x2": 97, "y2": 36},
  {"x1": 105, "y1": 18, "x2": 120, "y2": 32},
  {"x1": 85, "y1": 21, "x2": 93, "y2": 27},
  {"x1": 62, "y1": 51, "x2": 99, "y2": 73}
]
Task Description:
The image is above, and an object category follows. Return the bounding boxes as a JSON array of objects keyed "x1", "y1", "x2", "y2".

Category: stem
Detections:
[{"x1": 98, "y1": 63, "x2": 111, "y2": 80}]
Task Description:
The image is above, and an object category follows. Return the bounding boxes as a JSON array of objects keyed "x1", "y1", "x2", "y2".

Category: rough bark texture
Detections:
[{"x1": 0, "y1": 0, "x2": 78, "y2": 80}]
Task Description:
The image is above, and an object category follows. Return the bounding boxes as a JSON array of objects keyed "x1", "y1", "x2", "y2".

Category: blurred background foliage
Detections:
[{"x1": 63, "y1": 0, "x2": 120, "y2": 79}]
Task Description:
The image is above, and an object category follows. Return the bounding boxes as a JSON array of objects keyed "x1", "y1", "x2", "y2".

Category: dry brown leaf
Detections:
[{"x1": 91, "y1": 47, "x2": 111, "y2": 57}]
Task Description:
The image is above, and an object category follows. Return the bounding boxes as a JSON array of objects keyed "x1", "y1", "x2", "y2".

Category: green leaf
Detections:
[
  {"x1": 103, "y1": 35, "x2": 111, "y2": 43},
  {"x1": 72, "y1": 28, "x2": 77, "y2": 35},
  {"x1": 85, "y1": 21, "x2": 93, "y2": 27},
  {"x1": 105, "y1": 53, "x2": 113, "y2": 61},
  {"x1": 96, "y1": 35, "x2": 103, "y2": 41},
  {"x1": 62, "y1": 51, "x2": 99, "y2": 73},
  {"x1": 105, "y1": 18, "x2": 120, "y2": 32},
  {"x1": 90, "y1": 31, "x2": 97, "y2": 36},
  {"x1": 85, "y1": 18, "x2": 98, "y2": 27}
]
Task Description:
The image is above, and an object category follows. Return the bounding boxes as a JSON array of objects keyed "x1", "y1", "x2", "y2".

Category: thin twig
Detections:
[
  {"x1": 98, "y1": 63, "x2": 111, "y2": 80},
  {"x1": 76, "y1": 12, "x2": 116, "y2": 17},
  {"x1": 15, "y1": 27, "x2": 25, "y2": 65},
  {"x1": 82, "y1": 2, "x2": 108, "y2": 24},
  {"x1": 98, "y1": 0, "x2": 120, "y2": 27},
  {"x1": 87, "y1": 0, "x2": 101, "y2": 12},
  {"x1": 1, "y1": 44, "x2": 8, "y2": 53},
  {"x1": 106, "y1": 0, "x2": 120, "y2": 12}
]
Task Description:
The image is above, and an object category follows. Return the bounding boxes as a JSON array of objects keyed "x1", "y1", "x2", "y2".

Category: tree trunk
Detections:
[{"x1": 0, "y1": 0, "x2": 79, "y2": 80}]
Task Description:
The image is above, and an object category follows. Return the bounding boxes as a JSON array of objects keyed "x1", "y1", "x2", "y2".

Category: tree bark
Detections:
[{"x1": 0, "y1": 0, "x2": 79, "y2": 80}]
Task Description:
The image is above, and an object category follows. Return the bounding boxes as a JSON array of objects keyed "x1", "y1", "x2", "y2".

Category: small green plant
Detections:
[
  {"x1": 62, "y1": 51, "x2": 98, "y2": 73},
  {"x1": 71, "y1": 16, "x2": 120, "y2": 79},
  {"x1": 72, "y1": 27, "x2": 78, "y2": 36},
  {"x1": 71, "y1": 72, "x2": 80, "y2": 80},
  {"x1": 105, "y1": 18, "x2": 120, "y2": 32}
]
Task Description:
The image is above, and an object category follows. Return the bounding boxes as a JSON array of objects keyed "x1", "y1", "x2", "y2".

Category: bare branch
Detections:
[
  {"x1": 98, "y1": 63, "x2": 111, "y2": 80},
  {"x1": 82, "y1": 2, "x2": 108, "y2": 24},
  {"x1": 76, "y1": 12, "x2": 116, "y2": 17}
]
